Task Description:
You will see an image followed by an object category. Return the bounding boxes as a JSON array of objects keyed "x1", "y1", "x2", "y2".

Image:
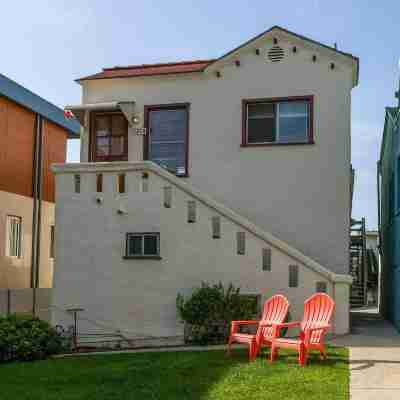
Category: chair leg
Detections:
[
  {"x1": 299, "y1": 344, "x2": 307, "y2": 366},
  {"x1": 249, "y1": 343, "x2": 254, "y2": 361},
  {"x1": 270, "y1": 343, "x2": 278, "y2": 363},
  {"x1": 320, "y1": 347, "x2": 327, "y2": 360},
  {"x1": 226, "y1": 336, "x2": 233, "y2": 357},
  {"x1": 251, "y1": 340, "x2": 259, "y2": 361}
]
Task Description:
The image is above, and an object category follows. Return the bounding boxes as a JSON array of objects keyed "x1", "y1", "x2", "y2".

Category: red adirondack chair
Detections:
[
  {"x1": 270, "y1": 293, "x2": 335, "y2": 366},
  {"x1": 227, "y1": 294, "x2": 289, "y2": 361}
]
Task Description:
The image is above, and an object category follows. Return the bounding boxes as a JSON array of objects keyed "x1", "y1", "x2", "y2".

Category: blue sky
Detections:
[{"x1": 1, "y1": 1, "x2": 399, "y2": 229}]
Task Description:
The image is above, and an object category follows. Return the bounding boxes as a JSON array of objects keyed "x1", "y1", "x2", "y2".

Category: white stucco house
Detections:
[{"x1": 53, "y1": 26, "x2": 358, "y2": 341}]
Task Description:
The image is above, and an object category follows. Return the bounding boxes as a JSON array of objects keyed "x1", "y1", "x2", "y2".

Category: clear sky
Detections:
[{"x1": 1, "y1": 0, "x2": 399, "y2": 229}]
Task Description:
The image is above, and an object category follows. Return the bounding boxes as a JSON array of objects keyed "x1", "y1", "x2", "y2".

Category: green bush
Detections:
[
  {"x1": 176, "y1": 282, "x2": 258, "y2": 345},
  {"x1": 0, "y1": 314, "x2": 64, "y2": 362}
]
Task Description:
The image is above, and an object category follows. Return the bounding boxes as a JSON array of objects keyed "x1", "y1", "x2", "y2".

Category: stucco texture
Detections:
[
  {"x1": 52, "y1": 166, "x2": 349, "y2": 337},
  {"x1": 80, "y1": 33, "x2": 353, "y2": 276}
]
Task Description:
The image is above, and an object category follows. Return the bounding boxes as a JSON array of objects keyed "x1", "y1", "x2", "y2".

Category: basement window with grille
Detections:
[{"x1": 124, "y1": 233, "x2": 161, "y2": 259}]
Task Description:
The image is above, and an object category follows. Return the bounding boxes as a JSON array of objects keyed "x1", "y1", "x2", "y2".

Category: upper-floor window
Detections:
[
  {"x1": 242, "y1": 96, "x2": 313, "y2": 146},
  {"x1": 90, "y1": 112, "x2": 128, "y2": 162},
  {"x1": 145, "y1": 104, "x2": 189, "y2": 177},
  {"x1": 6, "y1": 215, "x2": 22, "y2": 258}
]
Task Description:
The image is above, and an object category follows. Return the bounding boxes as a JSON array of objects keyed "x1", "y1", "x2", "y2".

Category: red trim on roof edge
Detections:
[{"x1": 77, "y1": 60, "x2": 214, "y2": 82}]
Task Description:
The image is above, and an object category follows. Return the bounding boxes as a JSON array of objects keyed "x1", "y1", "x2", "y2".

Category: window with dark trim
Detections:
[
  {"x1": 91, "y1": 112, "x2": 128, "y2": 162},
  {"x1": 125, "y1": 233, "x2": 161, "y2": 259},
  {"x1": 145, "y1": 104, "x2": 189, "y2": 177},
  {"x1": 242, "y1": 96, "x2": 313, "y2": 146}
]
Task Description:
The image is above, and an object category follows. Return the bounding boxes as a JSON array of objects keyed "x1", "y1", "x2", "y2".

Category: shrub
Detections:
[
  {"x1": 0, "y1": 314, "x2": 64, "y2": 362},
  {"x1": 176, "y1": 282, "x2": 258, "y2": 345}
]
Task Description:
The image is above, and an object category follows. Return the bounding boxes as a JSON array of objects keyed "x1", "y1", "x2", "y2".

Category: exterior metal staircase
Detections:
[
  {"x1": 350, "y1": 218, "x2": 367, "y2": 308},
  {"x1": 350, "y1": 219, "x2": 379, "y2": 308}
]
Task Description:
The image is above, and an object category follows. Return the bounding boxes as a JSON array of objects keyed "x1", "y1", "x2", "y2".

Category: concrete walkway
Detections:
[{"x1": 333, "y1": 314, "x2": 400, "y2": 399}]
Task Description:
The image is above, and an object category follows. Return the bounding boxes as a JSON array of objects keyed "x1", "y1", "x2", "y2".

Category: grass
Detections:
[{"x1": 0, "y1": 347, "x2": 349, "y2": 400}]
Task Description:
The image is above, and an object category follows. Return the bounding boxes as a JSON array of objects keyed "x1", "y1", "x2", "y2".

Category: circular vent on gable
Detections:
[{"x1": 267, "y1": 46, "x2": 285, "y2": 63}]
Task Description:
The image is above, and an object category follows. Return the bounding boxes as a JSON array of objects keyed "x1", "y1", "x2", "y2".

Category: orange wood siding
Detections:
[
  {"x1": 0, "y1": 96, "x2": 68, "y2": 202},
  {"x1": 0, "y1": 97, "x2": 35, "y2": 198},
  {"x1": 42, "y1": 119, "x2": 67, "y2": 203}
]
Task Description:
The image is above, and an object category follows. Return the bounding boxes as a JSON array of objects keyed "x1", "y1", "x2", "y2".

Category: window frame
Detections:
[
  {"x1": 241, "y1": 96, "x2": 314, "y2": 147},
  {"x1": 6, "y1": 215, "x2": 22, "y2": 258},
  {"x1": 90, "y1": 111, "x2": 129, "y2": 162},
  {"x1": 143, "y1": 103, "x2": 190, "y2": 177},
  {"x1": 124, "y1": 232, "x2": 161, "y2": 260}
]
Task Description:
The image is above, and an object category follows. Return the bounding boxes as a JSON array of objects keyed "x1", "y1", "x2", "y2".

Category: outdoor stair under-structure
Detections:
[{"x1": 350, "y1": 218, "x2": 379, "y2": 308}]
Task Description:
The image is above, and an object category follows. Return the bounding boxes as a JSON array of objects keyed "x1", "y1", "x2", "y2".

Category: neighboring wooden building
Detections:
[{"x1": 0, "y1": 73, "x2": 80, "y2": 289}]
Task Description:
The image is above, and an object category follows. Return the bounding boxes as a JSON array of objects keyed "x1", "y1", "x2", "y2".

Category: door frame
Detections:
[{"x1": 143, "y1": 103, "x2": 190, "y2": 177}]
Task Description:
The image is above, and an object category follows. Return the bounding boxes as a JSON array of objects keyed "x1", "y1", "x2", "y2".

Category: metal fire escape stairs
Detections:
[{"x1": 350, "y1": 218, "x2": 379, "y2": 308}]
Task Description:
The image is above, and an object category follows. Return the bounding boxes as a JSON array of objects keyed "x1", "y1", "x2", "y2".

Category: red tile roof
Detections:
[{"x1": 78, "y1": 60, "x2": 215, "y2": 82}]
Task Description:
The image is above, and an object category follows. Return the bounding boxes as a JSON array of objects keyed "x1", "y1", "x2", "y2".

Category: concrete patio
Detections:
[{"x1": 333, "y1": 311, "x2": 400, "y2": 399}]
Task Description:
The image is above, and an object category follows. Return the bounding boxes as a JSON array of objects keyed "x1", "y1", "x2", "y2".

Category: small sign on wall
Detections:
[{"x1": 133, "y1": 127, "x2": 147, "y2": 135}]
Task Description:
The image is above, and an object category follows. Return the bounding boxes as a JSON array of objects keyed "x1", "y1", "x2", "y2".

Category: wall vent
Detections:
[{"x1": 267, "y1": 46, "x2": 285, "y2": 63}]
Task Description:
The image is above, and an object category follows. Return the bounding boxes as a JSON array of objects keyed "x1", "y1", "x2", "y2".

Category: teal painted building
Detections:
[{"x1": 379, "y1": 106, "x2": 400, "y2": 330}]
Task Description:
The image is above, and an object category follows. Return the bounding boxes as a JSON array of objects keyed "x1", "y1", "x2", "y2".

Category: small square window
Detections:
[
  {"x1": 289, "y1": 265, "x2": 299, "y2": 288},
  {"x1": 6, "y1": 215, "x2": 22, "y2": 258},
  {"x1": 316, "y1": 281, "x2": 327, "y2": 293},
  {"x1": 125, "y1": 233, "x2": 160, "y2": 259}
]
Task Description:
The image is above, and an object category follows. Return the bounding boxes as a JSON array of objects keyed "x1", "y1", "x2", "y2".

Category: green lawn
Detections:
[{"x1": 0, "y1": 347, "x2": 349, "y2": 400}]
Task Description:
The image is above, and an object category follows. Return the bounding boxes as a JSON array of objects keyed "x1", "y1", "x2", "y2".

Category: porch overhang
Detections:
[{"x1": 64, "y1": 101, "x2": 136, "y2": 127}]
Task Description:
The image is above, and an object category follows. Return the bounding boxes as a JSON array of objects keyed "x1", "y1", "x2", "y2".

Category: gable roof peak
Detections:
[{"x1": 204, "y1": 25, "x2": 359, "y2": 87}]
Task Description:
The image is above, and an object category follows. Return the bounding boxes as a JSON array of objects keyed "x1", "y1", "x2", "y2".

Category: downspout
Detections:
[{"x1": 30, "y1": 114, "x2": 44, "y2": 314}]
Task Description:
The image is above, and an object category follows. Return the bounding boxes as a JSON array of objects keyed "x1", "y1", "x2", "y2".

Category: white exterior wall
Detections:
[
  {"x1": 52, "y1": 163, "x2": 351, "y2": 336},
  {"x1": 0, "y1": 190, "x2": 54, "y2": 289},
  {"x1": 80, "y1": 36, "x2": 353, "y2": 276}
]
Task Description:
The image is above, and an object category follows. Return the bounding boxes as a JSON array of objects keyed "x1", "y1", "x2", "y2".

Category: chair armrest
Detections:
[
  {"x1": 273, "y1": 321, "x2": 301, "y2": 329},
  {"x1": 305, "y1": 324, "x2": 331, "y2": 333},
  {"x1": 230, "y1": 320, "x2": 259, "y2": 334}
]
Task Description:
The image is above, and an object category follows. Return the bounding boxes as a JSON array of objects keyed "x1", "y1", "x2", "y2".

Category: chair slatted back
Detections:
[
  {"x1": 301, "y1": 293, "x2": 335, "y2": 343},
  {"x1": 258, "y1": 294, "x2": 289, "y2": 339}
]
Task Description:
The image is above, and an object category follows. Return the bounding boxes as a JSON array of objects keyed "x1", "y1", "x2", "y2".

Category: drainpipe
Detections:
[{"x1": 31, "y1": 114, "x2": 44, "y2": 314}]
